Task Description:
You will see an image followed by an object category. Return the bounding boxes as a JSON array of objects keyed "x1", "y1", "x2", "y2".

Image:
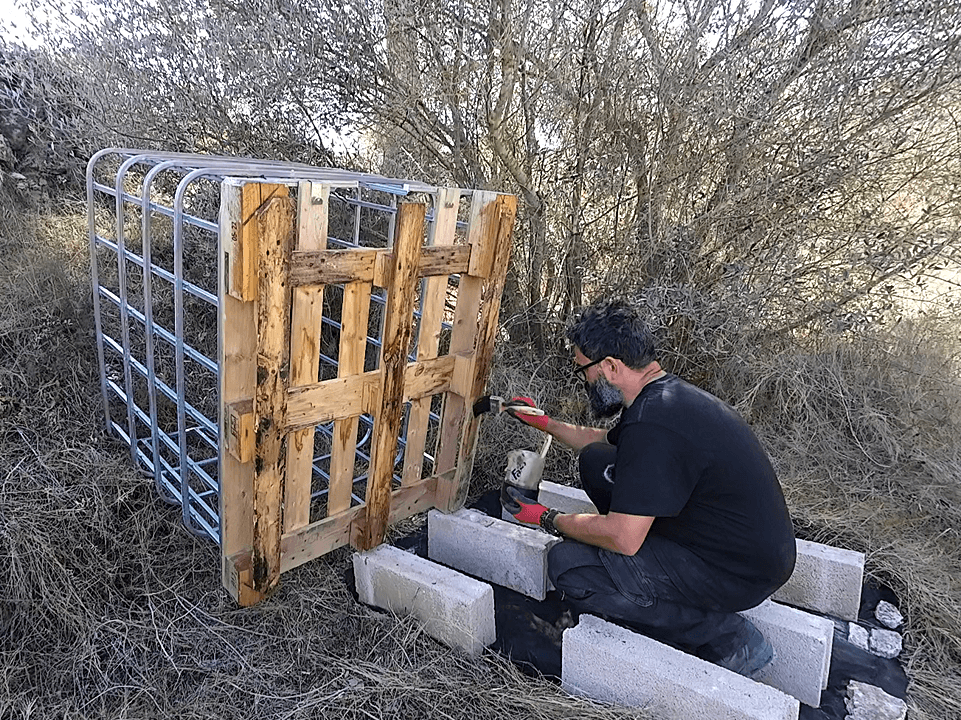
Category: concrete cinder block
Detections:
[
  {"x1": 352, "y1": 544, "x2": 495, "y2": 655},
  {"x1": 563, "y1": 615, "x2": 799, "y2": 720},
  {"x1": 537, "y1": 481, "x2": 599, "y2": 515},
  {"x1": 773, "y1": 539, "x2": 865, "y2": 621},
  {"x1": 428, "y1": 508, "x2": 561, "y2": 600},
  {"x1": 740, "y1": 600, "x2": 834, "y2": 707}
]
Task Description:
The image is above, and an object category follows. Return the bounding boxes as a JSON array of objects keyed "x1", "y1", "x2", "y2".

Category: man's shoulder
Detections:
[{"x1": 625, "y1": 374, "x2": 719, "y2": 419}]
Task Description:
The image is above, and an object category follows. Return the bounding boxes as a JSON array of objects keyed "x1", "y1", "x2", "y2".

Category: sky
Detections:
[{"x1": 0, "y1": 0, "x2": 40, "y2": 46}]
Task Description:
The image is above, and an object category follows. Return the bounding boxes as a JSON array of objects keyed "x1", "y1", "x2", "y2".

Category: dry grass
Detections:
[
  {"x1": 3, "y1": 185, "x2": 961, "y2": 719},
  {"x1": 715, "y1": 325, "x2": 961, "y2": 719}
]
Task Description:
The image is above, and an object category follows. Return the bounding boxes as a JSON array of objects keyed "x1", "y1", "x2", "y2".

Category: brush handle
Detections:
[{"x1": 509, "y1": 406, "x2": 546, "y2": 416}]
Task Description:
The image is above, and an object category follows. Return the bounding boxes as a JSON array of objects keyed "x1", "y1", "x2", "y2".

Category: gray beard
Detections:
[{"x1": 587, "y1": 375, "x2": 624, "y2": 418}]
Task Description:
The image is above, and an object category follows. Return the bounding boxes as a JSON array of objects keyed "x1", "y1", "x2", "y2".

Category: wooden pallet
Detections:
[{"x1": 217, "y1": 181, "x2": 517, "y2": 605}]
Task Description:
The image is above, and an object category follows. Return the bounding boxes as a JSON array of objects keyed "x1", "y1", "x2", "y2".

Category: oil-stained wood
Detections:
[
  {"x1": 220, "y1": 178, "x2": 516, "y2": 605},
  {"x1": 219, "y1": 181, "x2": 287, "y2": 606},
  {"x1": 279, "y1": 476, "x2": 437, "y2": 573},
  {"x1": 286, "y1": 373, "x2": 376, "y2": 429},
  {"x1": 290, "y1": 248, "x2": 380, "y2": 285},
  {"x1": 285, "y1": 356, "x2": 456, "y2": 430},
  {"x1": 403, "y1": 355, "x2": 457, "y2": 400},
  {"x1": 358, "y1": 202, "x2": 426, "y2": 551},
  {"x1": 251, "y1": 187, "x2": 295, "y2": 596},
  {"x1": 290, "y1": 245, "x2": 470, "y2": 287},
  {"x1": 284, "y1": 182, "x2": 330, "y2": 533},
  {"x1": 418, "y1": 244, "x2": 470, "y2": 277},
  {"x1": 327, "y1": 279, "x2": 373, "y2": 515},
  {"x1": 403, "y1": 187, "x2": 460, "y2": 486},
  {"x1": 435, "y1": 193, "x2": 518, "y2": 511}
]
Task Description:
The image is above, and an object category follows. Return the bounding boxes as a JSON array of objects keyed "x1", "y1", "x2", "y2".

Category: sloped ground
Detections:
[{"x1": 2, "y1": 188, "x2": 960, "y2": 719}]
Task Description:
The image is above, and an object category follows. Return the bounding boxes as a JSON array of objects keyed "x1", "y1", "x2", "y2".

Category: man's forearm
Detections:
[
  {"x1": 544, "y1": 418, "x2": 608, "y2": 452},
  {"x1": 554, "y1": 512, "x2": 623, "y2": 553},
  {"x1": 554, "y1": 511, "x2": 654, "y2": 556}
]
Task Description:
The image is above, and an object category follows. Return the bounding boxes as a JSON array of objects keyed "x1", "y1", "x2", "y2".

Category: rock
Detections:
[
  {"x1": 875, "y1": 601, "x2": 903, "y2": 629},
  {"x1": 844, "y1": 680, "x2": 907, "y2": 720},
  {"x1": 869, "y1": 628, "x2": 902, "y2": 659},
  {"x1": 10, "y1": 172, "x2": 26, "y2": 181},
  {"x1": 848, "y1": 622, "x2": 870, "y2": 651}
]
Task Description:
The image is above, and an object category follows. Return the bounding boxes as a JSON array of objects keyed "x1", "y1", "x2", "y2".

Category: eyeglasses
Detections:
[{"x1": 572, "y1": 357, "x2": 605, "y2": 381}]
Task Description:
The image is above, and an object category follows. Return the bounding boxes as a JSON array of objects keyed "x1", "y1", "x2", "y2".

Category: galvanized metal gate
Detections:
[{"x1": 87, "y1": 150, "x2": 517, "y2": 604}]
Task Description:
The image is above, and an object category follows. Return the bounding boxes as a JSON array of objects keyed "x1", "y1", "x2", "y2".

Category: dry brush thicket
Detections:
[{"x1": 2, "y1": 0, "x2": 961, "y2": 717}]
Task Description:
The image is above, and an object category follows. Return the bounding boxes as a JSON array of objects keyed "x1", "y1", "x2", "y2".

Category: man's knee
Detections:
[
  {"x1": 547, "y1": 542, "x2": 564, "y2": 587},
  {"x1": 547, "y1": 540, "x2": 606, "y2": 592},
  {"x1": 578, "y1": 442, "x2": 616, "y2": 513},
  {"x1": 547, "y1": 540, "x2": 583, "y2": 587},
  {"x1": 579, "y1": 442, "x2": 616, "y2": 478}
]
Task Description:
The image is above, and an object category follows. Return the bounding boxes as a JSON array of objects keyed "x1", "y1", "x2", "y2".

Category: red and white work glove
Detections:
[
  {"x1": 503, "y1": 396, "x2": 551, "y2": 431},
  {"x1": 500, "y1": 484, "x2": 563, "y2": 536}
]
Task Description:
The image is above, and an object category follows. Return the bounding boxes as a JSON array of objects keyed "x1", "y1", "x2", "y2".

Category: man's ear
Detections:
[{"x1": 605, "y1": 357, "x2": 622, "y2": 377}]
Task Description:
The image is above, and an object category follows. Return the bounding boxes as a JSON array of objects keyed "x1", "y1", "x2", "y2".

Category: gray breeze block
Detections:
[
  {"x1": 537, "y1": 480, "x2": 599, "y2": 515},
  {"x1": 741, "y1": 600, "x2": 834, "y2": 707},
  {"x1": 428, "y1": 508, "x2": 561, "y2": 600},
  {"x1": 773, "y1": 539, "x2": 865, "y2": 621},
  {"x1": 352, "y1": 544, "x2": 496, "y2": 655},
  {"x1": 563, "y1": 614, "x2": 800, "y2": 720}
]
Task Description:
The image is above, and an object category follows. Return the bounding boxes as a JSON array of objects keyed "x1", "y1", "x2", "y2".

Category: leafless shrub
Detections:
[{"x1": 3, "y1": 0, "x2": 961, "y2": 716}]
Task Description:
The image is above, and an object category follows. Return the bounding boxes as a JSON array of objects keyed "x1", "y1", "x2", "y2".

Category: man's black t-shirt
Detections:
[{"x1": 606, "y1": 373, "x2": 796, "y2": 593}]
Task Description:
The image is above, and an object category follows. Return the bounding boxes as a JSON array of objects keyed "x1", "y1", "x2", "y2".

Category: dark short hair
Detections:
[{"x1": 566, "y1": 299, "x2": 656, "y2": 369}]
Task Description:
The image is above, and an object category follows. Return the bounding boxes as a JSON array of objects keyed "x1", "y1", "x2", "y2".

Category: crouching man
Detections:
[{"x1": 502, "y1": 299, "x2": 796, "y2": 678}]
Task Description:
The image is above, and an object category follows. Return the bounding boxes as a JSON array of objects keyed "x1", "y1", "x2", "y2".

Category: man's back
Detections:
[{"x1": 607, "y1": 374, "x2": 796, "y2": 598}]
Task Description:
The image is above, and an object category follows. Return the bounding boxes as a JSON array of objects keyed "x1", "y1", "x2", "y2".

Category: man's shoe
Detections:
[{"x1": 715, "y1": 622, "x2": 775, "y2": 680}]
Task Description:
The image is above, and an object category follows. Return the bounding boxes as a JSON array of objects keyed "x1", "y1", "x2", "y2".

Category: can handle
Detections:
[{"x1": 539, "y1": 434, "x2": 552, "y2": 458}]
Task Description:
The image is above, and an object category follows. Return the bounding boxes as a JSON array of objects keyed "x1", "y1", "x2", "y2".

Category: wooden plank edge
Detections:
[
  {"x1": 225, "y1": 398, "x2": 254, "y2": 463},
  {"x1": 223, "y1": 551, "x2": 265, "y2": 607}
]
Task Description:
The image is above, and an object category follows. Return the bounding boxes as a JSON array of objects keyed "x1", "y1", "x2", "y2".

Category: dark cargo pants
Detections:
[{"x1": 547, "y1": 443, "x2": 776, "y2": 662}]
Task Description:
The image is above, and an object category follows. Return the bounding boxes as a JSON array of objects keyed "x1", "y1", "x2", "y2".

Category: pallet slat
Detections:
[
  {"x1": 251, "y1": 187, "x2": 296, "y2": 596},
  {"x1": 359, "y1": 202, "x2": 427, "y2": 551},
  {"x1": 327, "y1": 279, "x2": 374, "y2": 515},
  {"x1": 290, "y1": 245, "x2": 471, "y2": 286},
  {"x1": 435, "y1": 193, "x2": 518, "y2": 511},
  {"x1": 402, "y1": 187, "x2": 460, "y2": 486},
  {"x1": 280, "y1": 476, "x2": 438, "y2": 573},
  {"x1": 284, "y1": 182, "x2": 330, "y2": 533},
  {"x1": 219, "y1": 182, "x2": 277, "y2": 606},
  {"x1": 284, "y1": 356, "x2": 457, "y2": 430}
]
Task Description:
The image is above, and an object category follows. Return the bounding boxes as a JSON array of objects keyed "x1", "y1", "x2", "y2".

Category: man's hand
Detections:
[
  {"x1": 504, "y1": 396, "x2": 551, "y2": 431},
  {"x1": 500, "y1": 484, "x2": 562, "y2": 535}
]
